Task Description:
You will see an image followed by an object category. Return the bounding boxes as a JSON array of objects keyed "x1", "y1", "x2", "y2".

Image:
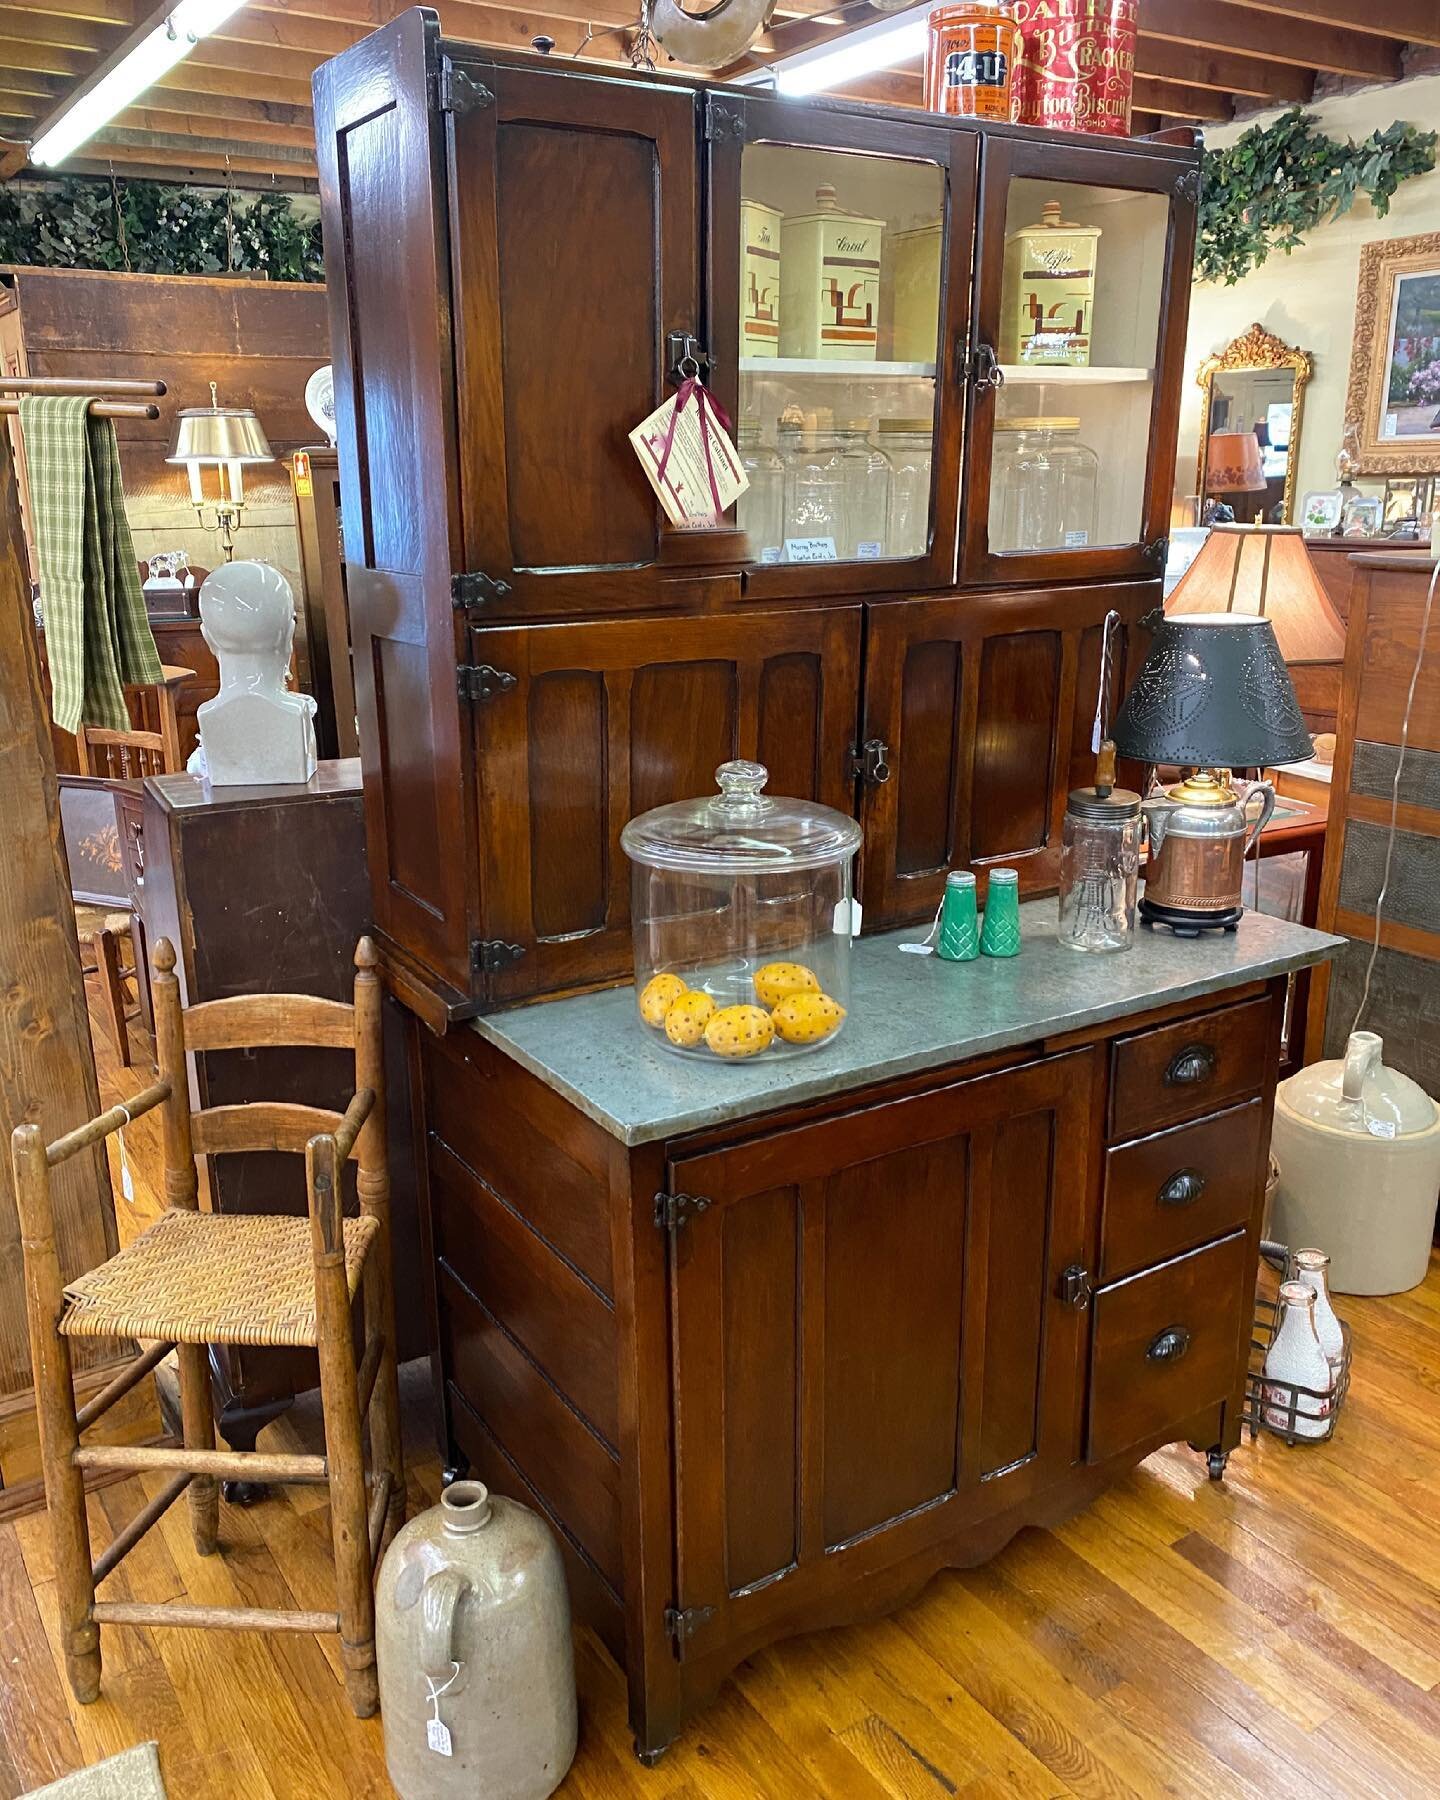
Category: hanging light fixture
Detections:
[{"x1": 167, "y1": 381, "x2": 273, "y2": 562}]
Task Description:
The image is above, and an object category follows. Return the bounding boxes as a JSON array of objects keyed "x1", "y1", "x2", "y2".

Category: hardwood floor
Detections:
[{"x1": 3, "y1": 976, "x2": 1439, "y2": 1796}]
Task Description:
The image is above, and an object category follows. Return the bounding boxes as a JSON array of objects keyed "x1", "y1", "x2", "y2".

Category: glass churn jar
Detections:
[
  {"x1": 1057, "y1": 779, "x2": 1142, "y2": 953},
  {"x1": 620, "y1": 761, "x2": 861, "y2": 1061}
]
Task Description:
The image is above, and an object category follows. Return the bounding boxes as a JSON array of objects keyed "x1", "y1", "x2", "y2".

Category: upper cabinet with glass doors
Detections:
[
  {"x1": 705, "y1": 94, "x2": 979, "y2": 599},
  {"x1": 961, "y1": 136, "x2": 1199, "y2": 586}
]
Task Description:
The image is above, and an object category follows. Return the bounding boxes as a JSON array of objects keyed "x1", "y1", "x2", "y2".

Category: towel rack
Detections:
[{"x1": 0, "y1": 375, "x2": 167, "y2": 421}]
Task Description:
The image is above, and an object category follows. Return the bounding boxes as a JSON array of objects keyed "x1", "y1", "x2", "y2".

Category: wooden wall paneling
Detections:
[
  {"x1": 0, "y1": 437, "x2": 124, "y2": 1437},
  {"x1": 314, "y1": 9, "x2": 478, "y2": 998},
  {"x1": 466, "y1": 604, "x2": 863, "y2": 1005},
  {"x1": 858, "y1": 580, "x2": 1149, "y2": 927}
]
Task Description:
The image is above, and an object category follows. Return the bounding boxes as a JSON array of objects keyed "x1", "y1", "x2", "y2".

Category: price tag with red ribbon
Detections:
[{"x1": 629, "y1": 376, "x2": 748, "y2": 527}]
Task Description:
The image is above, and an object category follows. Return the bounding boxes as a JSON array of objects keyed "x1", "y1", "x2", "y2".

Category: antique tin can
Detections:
[
  {"x1": 780, "y1": 185, "x2": 884, "y2": 362},
  {"x1": 924, "y1": 2, "x2": 1020, "y2": 120},
  {"x1": 999, "y1": 199, "x2": 1101, "y2": 365},
  {"x1": 889, "y1": 220, "x2": 944, "y2": 364},
  {"x1": 1012, "y1": 0, "x2": 1137, "y2": 137},
  {"x1": 740, "y1": 197, "x2": 782, "y2": 360}
]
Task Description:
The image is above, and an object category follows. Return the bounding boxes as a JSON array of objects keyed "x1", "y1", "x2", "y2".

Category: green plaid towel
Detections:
[{"x1": 19, "y1": 394, "x2": 162, "y2": 733}]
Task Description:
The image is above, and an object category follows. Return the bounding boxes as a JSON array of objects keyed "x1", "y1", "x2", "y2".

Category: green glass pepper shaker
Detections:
[
  {"x1": 936, "y1": 869, "x2": 979, "y2": 962},
  {"x1": 980, "y1": 867, "x2": 1022, "y2": 958}
]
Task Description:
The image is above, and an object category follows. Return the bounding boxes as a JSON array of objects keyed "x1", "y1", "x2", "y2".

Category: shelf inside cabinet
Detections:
[
  {"x1": 739, "y1": 357, "x2": 938, "y2": 379},
  {"x1": 999, "y1": 364, "x2": 1152, "y2": 386}
]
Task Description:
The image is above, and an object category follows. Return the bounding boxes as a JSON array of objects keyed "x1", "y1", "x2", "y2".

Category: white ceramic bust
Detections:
[{"x1": 194, "y1": 559, "x2": 317, "y2": 786}]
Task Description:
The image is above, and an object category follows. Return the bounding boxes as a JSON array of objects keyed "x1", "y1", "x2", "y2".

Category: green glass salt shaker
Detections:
[
  {"x1": 979, "y1": 867, "x2": 1022, "y2": 958},
  {"x1": 936, "y1": 869, "x2": 979, "y2": 962}
]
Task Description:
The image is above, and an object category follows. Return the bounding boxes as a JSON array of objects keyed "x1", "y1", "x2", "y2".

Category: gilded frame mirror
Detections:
[{"x1": 1195, "y1": 324, "x2": 1313, "y2": 526}]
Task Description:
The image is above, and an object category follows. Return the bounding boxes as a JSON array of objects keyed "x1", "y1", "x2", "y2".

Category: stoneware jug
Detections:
[{"x1": 376, "y1": 1481, "x2": 577, "y2": 1800}]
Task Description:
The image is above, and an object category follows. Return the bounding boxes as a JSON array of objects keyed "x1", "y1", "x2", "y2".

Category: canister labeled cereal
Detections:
[
  {"x1": 1012, "y1": 0, "x2": 1137, "y2": 137},
  {"x1": 924, "y1": 3, "x2": 1020, "y2": 121}
]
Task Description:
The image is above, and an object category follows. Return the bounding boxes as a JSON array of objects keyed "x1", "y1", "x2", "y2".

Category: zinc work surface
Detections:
[
  {"x1": 471, "y1": 902, "x2": 1343, "y2": 1144},
  {"x1": 3, "y1": 941, "x2": 1440, "y2": 1796}
]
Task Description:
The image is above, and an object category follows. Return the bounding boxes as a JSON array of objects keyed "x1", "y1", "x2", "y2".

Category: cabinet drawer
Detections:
[
  {"x1": 1088, "y1": 1231, "x2": 1250, "y2": 1465},
  {"x1": 1109, "y1": 997, "x2": 1271, "y2": 1140},
  {"x1": 1100, "y1": 1099, "x2": 1264, "y2": 1283}
]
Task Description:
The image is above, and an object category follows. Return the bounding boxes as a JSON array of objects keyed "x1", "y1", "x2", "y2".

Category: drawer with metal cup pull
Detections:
[
  {"x1": 1099, "y1": 1098, "x2": 1265, "y2": 1283},
  {"x1": 1108, "y1": 995, "x2": 1272, "y2": 1140},
  {"x1": 1087, "y1": 1230, "x2": 1251, "y2": 1465}
]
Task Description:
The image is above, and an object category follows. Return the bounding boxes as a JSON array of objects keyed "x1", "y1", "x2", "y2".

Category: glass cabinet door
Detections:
[
  {"x1": 961, "y1": 138, "x2": 1199, "y2": 586},
  {"x1": 707, "y1": 95, "x2": 978, "y2": 598}
]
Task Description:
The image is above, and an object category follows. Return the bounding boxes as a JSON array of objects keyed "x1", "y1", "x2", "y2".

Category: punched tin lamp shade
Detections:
[
  {"x1": 1167, "y1": 525, "x2": 1346, "y2": 666},
  {"x1": 1111, "y1": 614, "x2": 1313, "y2": 769}
]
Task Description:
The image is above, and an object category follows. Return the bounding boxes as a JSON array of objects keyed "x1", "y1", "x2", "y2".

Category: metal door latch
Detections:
[
  {"x1": 848, "y1": 739, "x2": 891, "y2": 786},
  {"x1": 1059, "y1": 1265, "x2": 1092, "y2": 1309}
]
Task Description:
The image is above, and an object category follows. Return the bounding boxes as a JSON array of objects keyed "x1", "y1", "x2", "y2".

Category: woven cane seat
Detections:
[{"x1": 60, "y1": 1208, "x2": 380, "y2": 1348}]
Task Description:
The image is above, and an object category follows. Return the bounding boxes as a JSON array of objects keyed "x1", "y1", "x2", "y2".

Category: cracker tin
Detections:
[{"x1": 1012, "y1": 0, "x2": 1137, "y2": 137}]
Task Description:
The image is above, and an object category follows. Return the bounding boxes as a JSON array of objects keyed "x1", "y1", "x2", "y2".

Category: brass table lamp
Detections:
[
  {"x1": 167, "y1": 381, "x2": 273, "y2": 561},
  {"x1": 1111, "y1": 614, "x2": 1313, "y2": 935}
]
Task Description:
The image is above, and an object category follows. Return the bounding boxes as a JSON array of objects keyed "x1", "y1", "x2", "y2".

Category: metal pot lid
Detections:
[
  {"x1": 1067, "y1": 785, "x2": 1141, "y2": 820},
  {"x1": 621, "y1": 761, "x2": 862, "y2": 876}
]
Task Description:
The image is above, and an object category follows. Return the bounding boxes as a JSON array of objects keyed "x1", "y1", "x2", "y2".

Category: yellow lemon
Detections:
[
  {"x1": 754, "y1": 960, "x2": 820, "y2": 1010},
  {"x1": 664, "y1": 990, "x2": 716, "y2": 1048},
  {"x1": 638, "y1": 972, "x2": 688, "y2": 1028},
  {"x1": 772, "y1": 991, "x2": 847, "y2": 1045},
  {"x1": 703, "y1": 1004, "x2": 775, "y2": 1059}
]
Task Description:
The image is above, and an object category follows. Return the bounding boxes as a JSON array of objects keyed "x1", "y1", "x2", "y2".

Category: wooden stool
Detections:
[
  {"x1": 12, "y1": 936, "x2": 405, "y2": 1718},
  {"x1": 92, "y1": 912, "x2": 141, "y2": 1068}
]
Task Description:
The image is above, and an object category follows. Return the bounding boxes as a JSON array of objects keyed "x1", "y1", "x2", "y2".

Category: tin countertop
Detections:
[{"x1": 469, "y1": 900, "x2": 1344, "y2": 1147}]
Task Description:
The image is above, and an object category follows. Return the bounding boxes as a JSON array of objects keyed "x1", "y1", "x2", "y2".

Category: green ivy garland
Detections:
[
  {"x1": 0, "y1": 174, "x2": 323, "y2": 283},
  {"x1": 1198, "y1": 107, "x2": 1437, "y2": 287}
]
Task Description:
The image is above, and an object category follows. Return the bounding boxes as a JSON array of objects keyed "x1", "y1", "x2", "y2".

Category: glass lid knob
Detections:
[{"x1": 713, "y1": 760, "x2": 771, "y2": 812}]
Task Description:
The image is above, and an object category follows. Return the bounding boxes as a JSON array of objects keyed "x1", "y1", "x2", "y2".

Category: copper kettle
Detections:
[{"x1": 1139, "y1": 768, "x2": 1275, "y2": 934}]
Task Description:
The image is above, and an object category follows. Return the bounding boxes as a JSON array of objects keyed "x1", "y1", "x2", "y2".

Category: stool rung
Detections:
[
  {"x1": 77, "y1": 1342, "x2": 175, "y2": 1431},
  {"x1": 92, "y1": 1601, "x2": 340, "y2": 1634},
  {"x1": 368, "y1": 1471, "x2": 393, "y2": 1562},
  {"x1": 76, "y1": 1444, "x2": 328, "y2": 1483},
  {"x1": 92, "y1": 1472, "x2": 190, "y2": 1587},
  {"x1": 357, "y1": 1329, "x2": 383, "y2": 1418}
]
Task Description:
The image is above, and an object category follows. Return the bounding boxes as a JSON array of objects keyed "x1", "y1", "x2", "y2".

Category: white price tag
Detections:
[
  {"x1": 629, "y1": 384, "x2": 747, "y2": 527},
  {"x1": 855, "y1": 540, "x2": 884, "y2": 560},
  {"x1": 426, "y1": 1718, "x2": 453, "y2": 1758},
  {"x1": 784, "y1": 536, "x2": 837, "y2": 562}
]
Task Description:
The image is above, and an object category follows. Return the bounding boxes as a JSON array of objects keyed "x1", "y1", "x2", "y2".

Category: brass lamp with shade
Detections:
[{"x1": 167, "y1": 382, "x2": 274, "y2": 561}]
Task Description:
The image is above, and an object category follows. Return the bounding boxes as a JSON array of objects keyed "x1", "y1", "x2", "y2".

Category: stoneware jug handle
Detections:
[
  {"x1": 1242, "y1": 779, "x2": 1276, "y2": 855},
  {"x1": 1343, "y1": 1030, "x2": 1384, "y2": 1104},
  {"x1": 419, "y1": 1567, "x2": 471, "y2": 1678}
]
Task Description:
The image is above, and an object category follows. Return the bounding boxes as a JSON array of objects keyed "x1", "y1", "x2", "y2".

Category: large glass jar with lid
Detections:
[
  {"x1": 781, "y1": 411, "x2": 845, "y2": 560},
  {"x1": 736, "y1": 418, "x2": 784, "y2": 566},
  {"x1": 620, "y1": 761, "x2": 861, "y2": 1062},
  {"x1": 1057, "y1": 782, "x2": 1142, "y2": 953},
  {"x1": 833, "y1": 419, "x2": 891, "y2": 561},
  {"x1": 991, "y1": 417, "x2": 1100, "y2": 553},
  {"x1": 878, "y1": 419, "x2": 933, "y2": 560}
]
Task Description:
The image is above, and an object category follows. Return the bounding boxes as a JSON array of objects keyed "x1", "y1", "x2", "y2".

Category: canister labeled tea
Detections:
[
  {"x1": 924, "y1": 3, "x2": 1019, "y2": 121},
  {"x1": 741, "y1": 197, "x2": 782, "y2": 359},
  {"x1": 1012, "y1": 0, "x2": 1137, "y2": 137}
]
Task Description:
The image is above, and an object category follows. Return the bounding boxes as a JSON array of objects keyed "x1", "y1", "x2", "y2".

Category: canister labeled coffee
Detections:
[{"x1": 924, "y1": 3, "x2": 1020, "y2": 120}]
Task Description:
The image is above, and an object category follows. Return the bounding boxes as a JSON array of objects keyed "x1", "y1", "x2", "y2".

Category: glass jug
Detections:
[
  {"x1": 736, "y1": 417, "x2": 784, "y2": 566},
  {"x1": 878, "y1": 420, "x2": 933, "y2": 560},
  {"x1": 992, "y1": 417, "x2": 1100, "y2": 553},
  {"x1": 1057, "y1": 783, "x2": 1142, "y2": 952}
]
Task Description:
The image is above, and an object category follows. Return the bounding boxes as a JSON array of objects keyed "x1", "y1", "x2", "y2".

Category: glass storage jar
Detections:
[
  {"x1": 1057, "y1": 784, "x2": 1141, "y2": 952},
  {"x1": 878, "y1": 419, "x2": 933, "y2": 559},
  {"x1": 991, "y1": 417, "x2": 1099, "y2": 553},
  {"x1": 737, "y1": 417, "x2": 784, "y2": 566},
  {"x1": 834, "y1": 419, "x2": 891, "y2": 560},
  {"x1": 620, "y1": 761, "x2": 861, "y2": 1062},
  {"x1": 782, "y1": 412, "x2": 846, "y2": 560}
]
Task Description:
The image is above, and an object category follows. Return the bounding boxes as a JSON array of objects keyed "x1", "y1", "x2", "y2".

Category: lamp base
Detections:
[{"x1": 1140, "y1": 897, "x2": 1244, "y2": 938}]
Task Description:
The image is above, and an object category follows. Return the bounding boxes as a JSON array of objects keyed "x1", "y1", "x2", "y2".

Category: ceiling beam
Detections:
[
  {"x1": 9, "y1": 0, "x2": 133, "y2": 22},
  {"x1": 153, "y1": 58, "x2": 316, "y2": 107},
  {"x1": 112, "y1": 103, "x2": 316, "y2": 148},
  {"x1": 1140, "y1": 0, "x2": 1402, "y2": 82},
  {"x1": 0, "y1": 9, "x2": 127, "y2": 53},
  {"x1": 1136, "y1": 39, "x2": 1313, "y2": 103},
  {"x1": 78, "y1": 126, "x2": 316, "y2": 176},
  {"x1": 1131, "y1": 77, "x2": 1234, "y2": 122},
  {"x1": 1227, "y1": 0, "x2": 1440, "y2": 46},
  {"x1": 0, "y1": 37, "x2": 93, "y2": 77}
]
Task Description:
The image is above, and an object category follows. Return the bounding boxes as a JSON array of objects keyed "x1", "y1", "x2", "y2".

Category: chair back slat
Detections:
[
  {"x1": 190, "y1": 1102, "x2": 354, "y2": 1160},
  {"x1": 182, "y1": 993, "x2": 356, "y2": 1053}
]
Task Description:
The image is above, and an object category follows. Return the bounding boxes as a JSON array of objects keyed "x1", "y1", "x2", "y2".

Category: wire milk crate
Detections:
[{"x1": 1242, "y1": 1240, "x2": 1352, "y2": 1447}]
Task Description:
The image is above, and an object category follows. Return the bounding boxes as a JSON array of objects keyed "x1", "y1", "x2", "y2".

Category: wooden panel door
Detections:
[
  {"x1": 314, "y1": 12, "x2": 477, "y2": 997},
  {"x1": 858, "y1": 581, "x2": 1152, "y2": 928},
  {"x1": 961, "y1": 135, "x2": 1199, "y2": 588},
  {"x1": 466, "y1": 605, "x2": 862, "y2": 1004},
  {"x1": 665, "y1": 1050, "x2": 1096, "y2": 1663},
  {"x1": 447, "y1": 58, "x2": 719, "y2": 619}
]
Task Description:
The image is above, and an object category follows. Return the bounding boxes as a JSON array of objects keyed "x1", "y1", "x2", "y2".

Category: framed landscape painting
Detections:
[{"x1": 1345, "y1": 231, "x2": 1440, "y2": 476}]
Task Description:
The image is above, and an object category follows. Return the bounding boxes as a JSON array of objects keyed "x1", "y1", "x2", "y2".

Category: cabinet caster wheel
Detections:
[
  {"x1": 441, "y1": 1459, "x2": 470, "y2": 1488},
  {"x1": 1206, "y1": 1447, "x2": 1228, "y2": 1482},
  {"x1": 633, "y1": 1738, "x2": 672, "y2": 1768}
]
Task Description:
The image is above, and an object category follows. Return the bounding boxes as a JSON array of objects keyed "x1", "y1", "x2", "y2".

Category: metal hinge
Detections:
[
  {"x1": 1142, "y1": 535, "x2": 1169, "y2": 570},
  {"x1": 438, "y1": 64, "x2": 494, "y2": 114},
  {"x1": 451, "y1": 570, "x2": 512, "y2": 608},
  {"x1": 705, "y1": 98, "x2": 746, "y2": 143},
  {"x1": 1059, "y1": 1265, "x2": 1092, "y2": 1310},
  {"x1": 654, "y1": 1190, "x2": 711, "y2": 1233},
  {"x1": 472, "y1": 938, "x2": 526, "y2": 974},
  {"x1": 664, "y1": 1604, "x2": 714, "y2": 1654},
  {"x1": 848, "y1": 739, "x2": 891, "y2": 786},
  {"x1": 457, "y1": 663, "x2": 516, "y2": 703}
]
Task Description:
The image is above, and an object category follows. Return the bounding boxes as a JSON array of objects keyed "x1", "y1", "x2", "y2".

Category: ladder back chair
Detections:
[
  {"x1": 74, "y1": 664, "x2": 193, "y2": 778},
  {"x1": 12, "y1": 935, "x2": 404, "y2": 1718}
]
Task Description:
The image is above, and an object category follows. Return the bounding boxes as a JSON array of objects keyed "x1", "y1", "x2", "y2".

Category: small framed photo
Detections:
[
  {"x1": 1342, "y1": 494, "x2": 1384, "y2": 537},
  {"x1": 1382, "y1": 475, "x2": 1431, "y2": 531},
  {"x1": 1300, "y1": 490, "x2": 1343, "y2": 536}
]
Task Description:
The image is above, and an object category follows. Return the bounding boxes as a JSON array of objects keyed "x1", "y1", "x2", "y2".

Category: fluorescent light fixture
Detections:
[
  {"x1": 772, "y1": 1, "x2": 928, "y2": 98},
  {"x1": 31, "y1": 0, "x2": 250, "y2": 168}
]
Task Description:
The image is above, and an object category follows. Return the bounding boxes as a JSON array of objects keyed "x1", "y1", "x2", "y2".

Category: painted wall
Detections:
[{"x1": 1177, "y1": 71, "x2": 1440, "y2": 510}]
